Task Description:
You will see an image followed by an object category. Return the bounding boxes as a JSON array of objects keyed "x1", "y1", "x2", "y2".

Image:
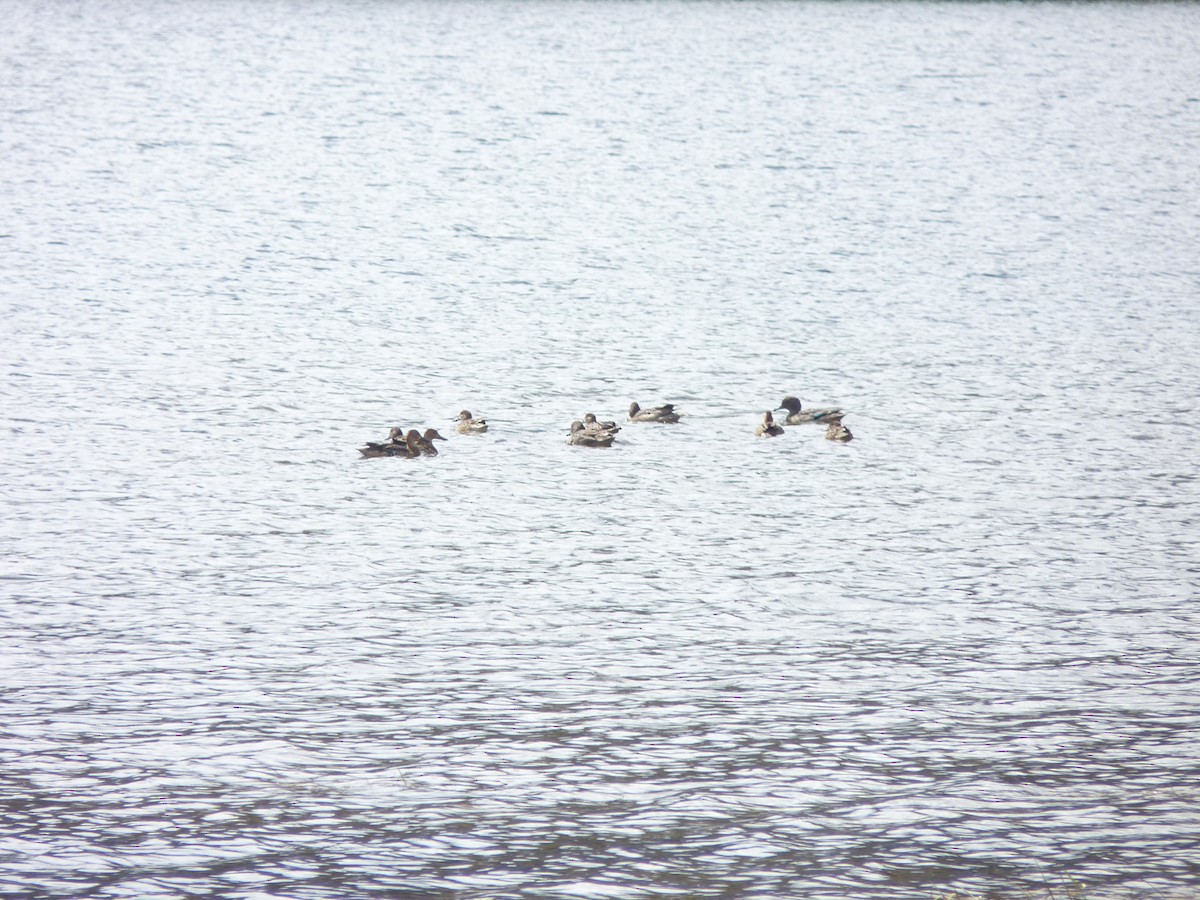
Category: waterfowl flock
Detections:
[
  {"x1": 359, "y1": 394, "x2": 853, "y2": 456},
  {"x1": 358, "y1": 427, "x2": 447, "y2": 458},
  {"x1": 757, "y1": 396, "x2": 852, "y2": 442}
]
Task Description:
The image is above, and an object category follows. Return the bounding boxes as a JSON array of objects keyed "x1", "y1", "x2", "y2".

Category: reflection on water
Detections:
[{"x1": 3, "y1": 1, "x2": 1200, "y2": 897}]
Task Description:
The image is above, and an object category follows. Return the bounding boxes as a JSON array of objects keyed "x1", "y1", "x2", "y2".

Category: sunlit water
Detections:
[{"x1": 3, "y1": 1, "x2": 1200, "y2": 897}]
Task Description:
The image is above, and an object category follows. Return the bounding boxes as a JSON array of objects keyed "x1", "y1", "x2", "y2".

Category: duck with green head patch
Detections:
[{"x1": 776, "y1": 395, "x2": 843, "y2": 425}]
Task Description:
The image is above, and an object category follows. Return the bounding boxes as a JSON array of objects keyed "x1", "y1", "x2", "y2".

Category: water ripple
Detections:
[{"x1": 4, "y1": 1, "x2": 1200, "y2": 898}]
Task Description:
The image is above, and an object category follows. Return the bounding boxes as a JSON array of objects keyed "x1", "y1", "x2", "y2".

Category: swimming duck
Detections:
[
  {"x1": 417, "y1": 428, "x2": 448, "y2": 456},
  {"x1": 776, "y1": 396, "x2": 844, "y2": 425},
  {"x1": 568, "y1": 420, "x2": 615, "y2": 447},
  {"x1": 583, "y1": 412, "x2": 620, "y2": 434},
  {"x1": 360, "y1": 430, "x2": 422, "y2": 458},
  {"x1": 359, "y1": 426, "x2": 410, "y2": 458},
  {"x1": 455, "y1": 410, "x2": 488, "y2": 434},
  {"x1": 754, "y1": 411, "x2": 785, "y2": 437},
  {"x1": 825, "y1": 422, "x2": 854, "y2": 442},
  {"x1": 628, "y1": 401, "x2": 681, "y2": 423}
]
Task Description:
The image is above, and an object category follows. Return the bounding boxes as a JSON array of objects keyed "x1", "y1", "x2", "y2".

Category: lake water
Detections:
[{"x1": 3, "y1": 1, "x2": 1200, "y2": 898}]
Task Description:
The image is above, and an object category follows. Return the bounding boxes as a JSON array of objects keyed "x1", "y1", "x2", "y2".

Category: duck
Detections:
[
  {"x1": 583, "y1": 412, "x2": 620, "y2": 434},
  {"x1": 825, "y1": 422, "x2": 854, "y2": 442},
  {"x1": 359, "y1": 426, "x2": 410, "y2": 458},
  {"x1": 628, "y1": 401, "x2": 681, "y2": 423},
  {"x1": 455, "y1": 410, "x2": 488, "y2": 434},
  {"x1": 417, "y1": 428, "x2": 448, "y2": 456},
  {"x1": 360, "y1": 430, "x2": 423, "y2": 458},
  {"x1": 754, "y1": 411, "x2": 785, "y2": 437},
  {"x1": 776, "y1": 395, "x2": 844, "y2": 425},
  {"x1": 568, "y1": 420, "x2": 615, "y2": 447}
]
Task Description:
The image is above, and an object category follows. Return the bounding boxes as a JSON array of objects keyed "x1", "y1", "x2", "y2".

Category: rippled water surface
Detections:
[{"x1": 3, "y1": 1, "x2": 1200, "y2": 897}]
